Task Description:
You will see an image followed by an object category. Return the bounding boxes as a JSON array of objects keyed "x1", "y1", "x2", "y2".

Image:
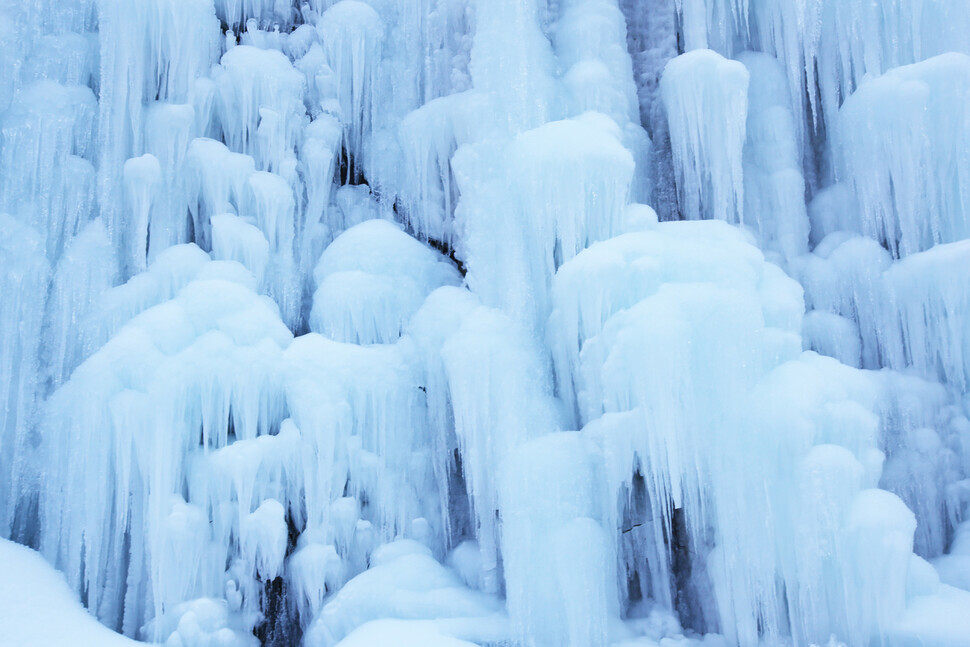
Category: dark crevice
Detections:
[
  {"x1": 338, "y1": 146, "x2": 367, "y2": 187},
  {"x1": 391, "y1": 199, "x2": 467, "y2": 277},
  {"x1": 427, "y1": 236, "x2": 466, "y2": 277}
]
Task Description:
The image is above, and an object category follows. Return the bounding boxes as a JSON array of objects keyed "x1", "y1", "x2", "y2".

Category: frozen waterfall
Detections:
[{"x1": 1, "y1": 0, "x2": 970, "y2": 646}]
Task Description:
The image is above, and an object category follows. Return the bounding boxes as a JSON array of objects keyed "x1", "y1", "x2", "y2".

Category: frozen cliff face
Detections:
[{"x1": 1, "y1": 1, "x2": 970, "y2": 646}]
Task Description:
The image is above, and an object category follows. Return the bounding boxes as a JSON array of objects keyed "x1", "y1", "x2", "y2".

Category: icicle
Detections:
[
  {"x1": 242, "y1": 499, "x2": 288, "y2": 581},
  {"x1": 123, "y1": 154, "x2": 162, "y2": 275},
  {"x1": 0, "y1": 216, "x2": 48, "y2": 536},
  {"x1": 184, "y1": 138, "x2": 256, "y2": 250},
  {"x1": 43, "y1": 219, "x2": 117, "y2": 390},
  {"x1": 884, "y1": 240, "x2": 970, "y2": 391},
  {"x1": 211, "y1": 213, "x2": 271, "y2": 285},
  {"x1": 0, "y1": 81, "x2": 97, "y2": 261},
  {"x1": 315, "y1": 1, "x2": 383, "y2": 179},
  {"x1": 738, "y1": 51, "x2": 809, "y2": 261},
  {"x1": 215, "y1": 45, "x2": 306, "y2": 167},
  {"x1": 97, "y1": 0, "x2": 220, "y2": 272},
  {"x1": 838, "y1": 54, "x2": 970, "y2": 257},
  {"x1": 499, "y1": 432, "x2": 617, "y2": 647},
  {"x1": 661, "y1": 50, "x2": 748, "y2": 224},
  {"x1": 791, "y1": 234, "x2": 891, "y2": 370}
]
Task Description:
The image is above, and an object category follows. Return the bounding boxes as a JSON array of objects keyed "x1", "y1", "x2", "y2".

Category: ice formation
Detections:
[{"x1": 2, "y1": 0, "x2": 970, "y2": 646}]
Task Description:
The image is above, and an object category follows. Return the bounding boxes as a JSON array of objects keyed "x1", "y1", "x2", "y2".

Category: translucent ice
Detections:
[{"x1": 661, "y1": 50, "x2": 748, "y2": 224}]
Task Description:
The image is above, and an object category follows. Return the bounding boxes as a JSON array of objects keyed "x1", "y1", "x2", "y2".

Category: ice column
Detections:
[{"x1": 661, "y1": 50, "x2": 748, "y2": 224}]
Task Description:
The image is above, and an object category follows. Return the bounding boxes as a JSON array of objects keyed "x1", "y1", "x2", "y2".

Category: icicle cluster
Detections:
[{"x1": 1, "y1": 0, "x2": 970, "y2": 646}]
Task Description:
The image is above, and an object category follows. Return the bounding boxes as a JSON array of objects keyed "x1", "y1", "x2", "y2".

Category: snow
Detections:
[
  {"x1": 302, "y1": 540, "x2": 504, "y2": 647},
  {"x1": 331, "y1": 620, "x2": 479, "y2": 647},
  {"x1": 0, "y1": 538, "x2": 140, "y2": 647},
  {"x1": 3, "y1": 0, "x2": 970, "y2": 646}
]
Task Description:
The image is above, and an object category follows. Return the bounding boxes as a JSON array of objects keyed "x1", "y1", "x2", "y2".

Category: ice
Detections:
[
  {"x1": 288, "y1": 541, "x2": 344, "y2": 625},
  {"x1": 933, "y1": 521, "x2": 970, "y2": 591},
  {"x1": 147, "y1": 597, "x2": 259, "y2": 647},
  {"x1": 790, "y1": 233, "x2": 891, "y2": 369},
  {"x1": 241, "y1": 499, "x2": 288, "y2": 581},
  {"x1": 554, "y1": 0, "x2": 652, "y2": 204},
  {"x1": 300, "y1": 115, "x2": 342, "y2": 252},
  {"x1": 552, "y1": 214, "x2": 944, "y2": 645},
  {"x1": 807, "y1": 183, "x2": 857, "y2": 247},
  {"x1": 0, "y1": 81, "x2": 97, "y2": 261},
  {"x1": 215, "y1": 45, "x2": 306, "y2": 170},
  {"x1": 315, "y1": 1, "x2": 383, "y2": 180},
  {"x1": 738, "y1": 52, "x2": 809, "y2": 260},
  {"x1": 43, "y1": 219, "x2": 117, "y2": 390},
  {"x1": 446, "y1": 541, "x2": 483, "y2": 590},
  {"x1": 661, "y1": 50, "x2": 748, "y2": 225},
  {"x1": 3, "y1": 0, "x2": 970, "y2": 645},
  {"x1": 549, "y1": 219, "x2": 794, "y2": 426},
  {"x1": 184, "y1": 138, "x2": 256, "y2": 250},
  {"x1": 244, "y1": 170, "x2": 300, "y2": 325},
  {"x1": 302, "y1": 540, "x2": 501, "y2": 647},
  {"x1": 406, "y1": 285, "x2": 566, "y2": 596},
  {"x1": 801, "y1": 310, "x2": 862, "y2": 368},
  {"x1": 97, "y1": 0, "x2": 221, "y2": 262},
  {"x1": 91, "y1": 243, "x2": 212, "y2": 349},
  {"x1": 467, "y1": 0, "x2": 559, "y2": 135},
  {"x1": 437, "y1": 304, "x2": 562, "y2": 591},
  {"x1": 670, "y1": 0, "x2": 970, "y2": 182},
  {"x1": 215, "y1": 0, "x2": 288, "y2": 31},
  {"x1": 330, "y1": 620, "x2": 480, "y2": 647},
  {"x1": 499, "y1": 432, "x2": 618, "y2": 647},
  {"x1": 310, "y1": 220, "x2": 461, "y2": 344},
  {"x1": 396, "y1": 93, "x2": 468, "y2": 245},
  {"x1": 22, "y1": 32, "x2": 98, "y2": 89},
  {"x1": 123, "y1": 154, "x2": 162, "y2": 275},
  {"x1": 36, "y1": 260, "x2": 293, "y2": 634},
  {"x1": 555, "y1": 1, "x2": 639, "y2": 127},
  {"x1": 884, "y1": 240, "x2": 970, "y2": 390},
  {"x1": 282, "y1": 332, "x2": 437, "y2": 553},
  {"x1": 143, "y1": 102, "x2": 198, "y2": 261},
  {"x1": 838, "y1": 54, "x2": 970, "y2": 257},
  {"x1": 453, "y1": 112, "x2": 635, "y2": 333},
  {"x1": 211, "y1": 213, "x2": 271, "y2": 285},
  {"x1": 843, "y1": 489, "x2": 917, "y2": 643},
  {"x1": 893, "y1": 583, "x2": 970, "y2": 647},
  {"x1": 0, "y1": 216, "x2": 48, "y2": 535}
]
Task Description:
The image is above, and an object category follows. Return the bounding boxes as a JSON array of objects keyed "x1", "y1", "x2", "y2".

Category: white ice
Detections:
[{"x1": 1, "y1": 0, "x2": 970, "y2": 646}]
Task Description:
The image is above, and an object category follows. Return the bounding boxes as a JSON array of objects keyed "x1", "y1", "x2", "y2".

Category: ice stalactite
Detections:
[
  {"x1": 315, "y1": 2, "x2": 383, "y2": 182},
  {"x1": 738, "y1": 51, "x2": 809, "y2": 262},
  {"x1": 98, "y1": 0, "x2": 221, "y2": 277},
  {"x1": 0, "y1": 216, "x2": 49, "y2": 538},
  {"x1": 838, "y1": 54, "x2": 970, "y2": 258},
  {"x1": 660, "y1": 49, "x2": 748, "y2": 224}
]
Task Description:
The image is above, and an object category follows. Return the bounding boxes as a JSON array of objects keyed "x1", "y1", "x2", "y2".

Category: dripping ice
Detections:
[{"x1": 1, "y1": 0, "x2": 970, "y2": 646}]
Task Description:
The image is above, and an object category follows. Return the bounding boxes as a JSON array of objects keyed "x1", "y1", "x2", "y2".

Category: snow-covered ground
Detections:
[{"x1": 0, "y1": 538, "x2": 140, "y2": 647}]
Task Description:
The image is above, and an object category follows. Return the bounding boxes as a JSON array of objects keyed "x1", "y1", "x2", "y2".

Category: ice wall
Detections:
[{"x1": 1, "y1": 0, "x2": 970, "y2": 646}]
